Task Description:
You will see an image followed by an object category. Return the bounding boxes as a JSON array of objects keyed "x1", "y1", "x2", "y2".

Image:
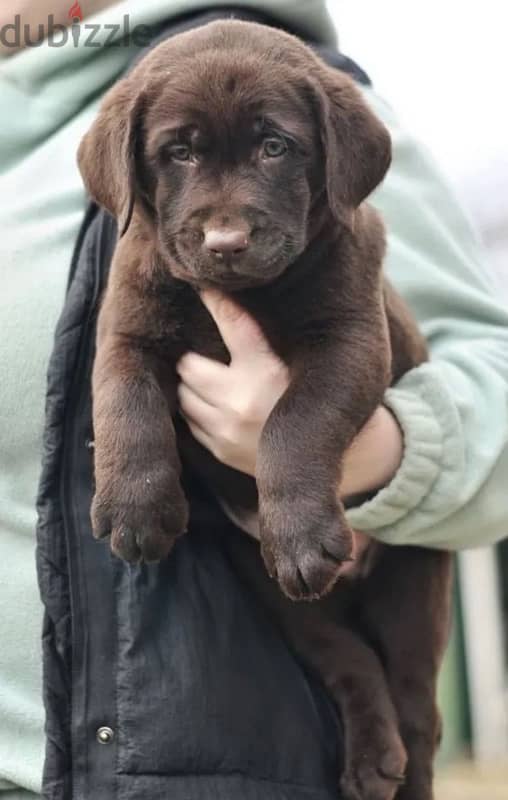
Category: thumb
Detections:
[{"x1": 200, "y1": 289, "x2": 272, "y2": 362}]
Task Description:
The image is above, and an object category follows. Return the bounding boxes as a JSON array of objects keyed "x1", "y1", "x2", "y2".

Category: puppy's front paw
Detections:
[
  {"x1": 91, "y1": 467, "x2": 189, "y2": 564},
  {"x1": 259, "y1": 496, "x2": 352, "y2": 600}
]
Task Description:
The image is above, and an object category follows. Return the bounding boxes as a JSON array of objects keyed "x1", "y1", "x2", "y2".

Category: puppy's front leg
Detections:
[
  {"x1": 91, "y1": 334, "x2": 188, "y2": 563},
  {"x1": 257, "y1": 328, "x2": 389, "y2": 600}
]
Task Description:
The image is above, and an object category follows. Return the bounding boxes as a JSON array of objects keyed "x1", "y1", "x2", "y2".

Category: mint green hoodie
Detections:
[{"x1": 0, "y1": 1, "x2": 507, "y2": 795}]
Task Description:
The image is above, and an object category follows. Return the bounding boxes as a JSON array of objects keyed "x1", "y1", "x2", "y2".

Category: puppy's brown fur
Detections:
[{"x1": 79, "y1": 20, "x2": 452, "y2": 800}]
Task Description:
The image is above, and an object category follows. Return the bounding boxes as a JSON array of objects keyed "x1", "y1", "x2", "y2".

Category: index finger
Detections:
[{"x1": 200, "y1": 289, "x2": 272, "y2": 362}]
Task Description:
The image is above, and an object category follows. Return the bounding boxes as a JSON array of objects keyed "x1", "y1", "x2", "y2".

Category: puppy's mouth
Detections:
[
  {"x1": 168, "y1": 233, "x2": 302, "y2": 290},
  {"x1": 203, "y1": 271, "x2": 278, "y2": 290},
  {"x1": 204, "y1": 250, "x2": 290, "y2": 289}
]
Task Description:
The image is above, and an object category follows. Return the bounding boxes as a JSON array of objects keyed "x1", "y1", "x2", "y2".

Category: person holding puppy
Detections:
[{"x1": 1, "y1": 1, "x2": 507, "y2": 798}]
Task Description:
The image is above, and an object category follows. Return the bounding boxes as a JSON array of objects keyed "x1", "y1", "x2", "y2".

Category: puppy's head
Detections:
[{"x1": 78, "y1": 21, "x2": 391, "y2": 290}]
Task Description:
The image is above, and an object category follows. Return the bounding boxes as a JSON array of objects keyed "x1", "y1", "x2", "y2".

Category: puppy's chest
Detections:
[
  {"x1": 147, "y1": 281, "x2": 325, "y2": 366},
  {"x1": 147, "y1": 272, "x2": 339, "y2": 366}
]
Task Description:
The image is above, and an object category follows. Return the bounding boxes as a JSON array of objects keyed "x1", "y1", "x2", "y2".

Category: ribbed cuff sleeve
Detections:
[{"x1": 346, "y1": 365, "x2": 461, "y2": 541}]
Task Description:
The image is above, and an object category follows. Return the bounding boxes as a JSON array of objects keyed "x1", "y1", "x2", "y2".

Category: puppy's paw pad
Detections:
[
  {"x1": 260, "y1": 503, "x2": 352, "y2": 600},
  {"x1": 91, "y1": 496, "x2": 113, "y2": 541},
  {"x1": 341, "y1": 768, "x2": 404, "y2": 800},
  {"x1": 91, "y1": 478, "x2": 189, "y2": 564},
  {"x1": 110, "y1": 526, "x2": 142, "y2": 564},
  {"x1": 341, "y1": 733, "x2": 407, "y2": 800},
  {"x1": 269, "y1": 547, "x2": 342, "y2": 601},
  {"x1": 110, "y1": 522, "x2": 183, "y2": 564}
]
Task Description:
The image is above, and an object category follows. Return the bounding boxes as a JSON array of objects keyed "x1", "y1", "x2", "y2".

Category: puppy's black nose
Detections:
[{"x1": 204, "y1": 228, "x2": 250, "y2": 258}]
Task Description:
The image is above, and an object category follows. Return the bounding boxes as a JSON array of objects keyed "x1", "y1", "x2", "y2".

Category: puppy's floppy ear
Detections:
[
  {"x1": 315, "y1": 68, "x2": 391, "y2": 226},
  {"x1": 77, "y1": 78, "x2": 147, "y2": 237}
]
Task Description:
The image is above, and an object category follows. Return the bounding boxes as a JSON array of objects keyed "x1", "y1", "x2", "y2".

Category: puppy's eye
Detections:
[
  {"x1": 168, "y1": 144, "x2": 192, "y2": 162},
  {"x1": 262, "y1": 137, "x2": 287, "y2": 159}
]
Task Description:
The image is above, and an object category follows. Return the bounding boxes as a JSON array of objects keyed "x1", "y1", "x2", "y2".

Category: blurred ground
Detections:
[{"x1": 435, "y1": 761, "x2": 508, "y2": 800}]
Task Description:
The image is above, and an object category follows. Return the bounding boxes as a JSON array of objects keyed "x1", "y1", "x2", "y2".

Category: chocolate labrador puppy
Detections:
[{"x1": 78, "y1": 20, "x2": 452, "y2": 800}]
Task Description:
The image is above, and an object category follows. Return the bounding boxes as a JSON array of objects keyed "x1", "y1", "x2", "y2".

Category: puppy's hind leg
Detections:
[
  {"x1": 222, "y1": 531, "x2": 407, "y2": 800},
  {"x1": 296, "y1": 621, "x2": 408, "y2": 800},
  {"x1": 359, "y1": 546, "x2": 453, "y2": 800}
]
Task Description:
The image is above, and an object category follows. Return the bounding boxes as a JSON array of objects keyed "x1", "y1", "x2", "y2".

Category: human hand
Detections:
[
  {"x1": 176, "y1": 290, "x2": 403, "y2": 499},
  {"x1": 177, "y1": 289, "x2": 289, "y2": 476}
]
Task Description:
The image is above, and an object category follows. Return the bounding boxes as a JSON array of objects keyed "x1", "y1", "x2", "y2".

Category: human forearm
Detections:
[
  {"x1": 346, "y1": 88, "x2": 508, "y2": 549},
  {"x1": 339, "y1": 405, "x2": 403, "y2": 501},
  {"x1": 347, "y1": 344, "x2": 508, "y2": 550}
]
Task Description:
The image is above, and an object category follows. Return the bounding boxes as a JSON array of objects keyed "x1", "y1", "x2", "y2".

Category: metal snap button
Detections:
[{"x1": 96, "y1": 726, "x2": 114, "y2": 744}]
